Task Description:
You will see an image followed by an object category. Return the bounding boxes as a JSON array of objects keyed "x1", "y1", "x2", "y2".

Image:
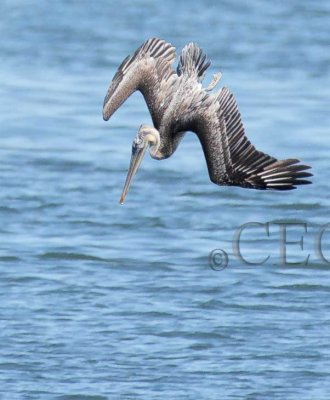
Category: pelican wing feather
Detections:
[
  {"x1": 103, "y1": 38, "x2": 177, "y2": 128},
  {"x1": 180, "y1": 87, "x2": 312, "y2": 190}
]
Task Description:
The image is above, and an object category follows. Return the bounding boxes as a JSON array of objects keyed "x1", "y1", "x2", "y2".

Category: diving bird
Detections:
[{"x1": 103, "y1": 38, "x2": 312, "y2": 204}]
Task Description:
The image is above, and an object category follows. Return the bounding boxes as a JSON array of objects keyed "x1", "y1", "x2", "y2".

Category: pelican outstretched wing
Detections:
[
  {"x1": 103, "y1": 38, "x2": 177, "y2": 128},
  {"x1": 181, "y1": 87, "x2": 312, "y2": 190},
  {"x1": 177, "y1": 42, "x2": 211, "y2": 81}
]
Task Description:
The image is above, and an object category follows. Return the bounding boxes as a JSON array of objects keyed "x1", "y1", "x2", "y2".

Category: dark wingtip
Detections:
[
  {"x1": 258, "y1": 160, "x2": 313, "y2": 190},
  {"x1": 102, "y1": 108, "x2": 110, "y2": 121},
  {"x1": 102, "y1": 88, "x2": 113, "y2": 121}
]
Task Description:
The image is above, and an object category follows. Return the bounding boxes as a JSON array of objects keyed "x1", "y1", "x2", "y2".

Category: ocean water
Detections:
[{"x1": 0, "y1": 1, "x2": 330, "y2": 399}]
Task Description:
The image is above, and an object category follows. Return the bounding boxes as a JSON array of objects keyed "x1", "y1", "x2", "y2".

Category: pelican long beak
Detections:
[{"x1": 120, "y1": 144, "x2": 148, "y2": 204}]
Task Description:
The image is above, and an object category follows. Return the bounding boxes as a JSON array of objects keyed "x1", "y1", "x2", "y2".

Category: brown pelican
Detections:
[{"x1": 103, "y1": 38, "x2": 312, "y2": 204}]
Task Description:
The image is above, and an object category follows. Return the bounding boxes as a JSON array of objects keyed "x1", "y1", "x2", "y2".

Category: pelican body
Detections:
[{"x1": 103, "y1": 38, "x2": 312, "y2": 204}]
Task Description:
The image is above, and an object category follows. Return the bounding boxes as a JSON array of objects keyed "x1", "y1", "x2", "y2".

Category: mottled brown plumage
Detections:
[{"x1": 103, "y1": 38, "x2": 312, "y2": 191}]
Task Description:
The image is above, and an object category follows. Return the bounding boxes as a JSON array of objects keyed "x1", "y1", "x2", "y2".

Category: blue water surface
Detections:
[{"x1": 0, "y1": 1, "x2": 330, "y2": 399}]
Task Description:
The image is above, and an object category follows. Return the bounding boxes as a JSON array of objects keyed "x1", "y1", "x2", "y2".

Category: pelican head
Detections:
[{"x1": 120, "y1": 124, "x2": 160, "y2": 204}]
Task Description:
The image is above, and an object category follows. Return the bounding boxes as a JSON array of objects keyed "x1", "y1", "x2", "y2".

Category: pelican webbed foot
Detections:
[{"x1": 206, "y1": 72, "x2": 222, "y2": 92}]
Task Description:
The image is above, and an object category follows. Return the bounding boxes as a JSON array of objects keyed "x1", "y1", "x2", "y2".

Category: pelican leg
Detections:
[{"x1": 206, "y1": 72, "x2": 222, "y2": 91}]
